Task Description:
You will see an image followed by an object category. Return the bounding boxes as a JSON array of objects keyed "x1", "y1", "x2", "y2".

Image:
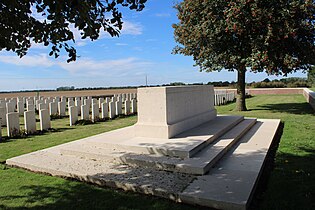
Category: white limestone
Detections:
[
  {"x1": 17, "y1": 101, "x2": 24, "y2": 116},
  {"x1": 109, "y1": 102, "x2": 115, "y2": 119},
  {"x1": 91, "y1": 103, "x2": 99, "y2": 122},
  {"x1": 58, "y1": 102, "x2": 66, "y2": 116},
  {"x1": 124, "y1": 100, "x2": 131, "y2": 115},
  {"x1": 135, "y1": 86, "x2": 217, "y2": 139},
  {"x1": 49, "y1": 102, "x2": 58, "y2": 115},
  {"x1": 69, "y1": 106, "x2": 78, "y2": 126},
  {"x1": 115, "y1": 101, "x2": 122, "y2": 116},
  {"x1": 98, "y1": 98, "x2": 104, "y2": 109},
  {"x1": 81, "y1": 105, "x2": 89, "y2": 120},
  {"x1": 24, "y1": 110, "x2": 36, "y2": 134},
  {"x1": 38, "y1": 103, "x2": 48, "y2": 110},
  {"x1": 68, "y1": 100, "x2": 74, "y2": 108},
  {"x1": 6, "y1": 102, "x2": 15, "y2": 113},
  {"x1": 131, "y1": 99, "x2": 137, "y2": 114},
  {"x1": 101, "y1": 102, "x2": 109, "y2": 119},
  {"x1": 39, "y1": 109, "x2": 51, "y2": 131},
  {"x1": 0, "y1": 107, "x2": 6, "y2": 126},
  {"x1": 75, "y1": 98, "x2": 81, "y2": 115},
  {"x1": 6, "y1": 112, "x2": 20, "y2": 137}
]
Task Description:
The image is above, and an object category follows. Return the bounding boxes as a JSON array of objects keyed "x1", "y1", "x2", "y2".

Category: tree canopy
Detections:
[
  {"x1": 0, "y1": 0, "x2": 146, "y2": 62},
  {"x1": 173, "y1": 0, "x2": 315, "y2": 110}
]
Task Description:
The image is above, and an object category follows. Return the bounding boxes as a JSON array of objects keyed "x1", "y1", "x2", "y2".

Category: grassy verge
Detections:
[{"x1": 1, "y1": 94, "x2": 314, "y2": 209}]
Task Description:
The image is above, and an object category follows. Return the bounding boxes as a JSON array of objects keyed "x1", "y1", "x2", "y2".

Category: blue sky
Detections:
[{"x1": 0, "y1": 0, "x2": 306, "y2": 91}]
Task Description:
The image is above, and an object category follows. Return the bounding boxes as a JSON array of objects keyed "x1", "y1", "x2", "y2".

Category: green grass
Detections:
[
  {"x1": 310, "y1": 87, "x2": 315, "y2": 91},
  {"x1": 0, "y1": 94, "x2": 314, "y2": 209}
]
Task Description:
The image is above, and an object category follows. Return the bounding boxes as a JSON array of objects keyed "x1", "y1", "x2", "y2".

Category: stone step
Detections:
[
  {"x1": 120, "y1": 118, "x2": 257, "y2": 175},
  {"x1": 61, "y1": 115, "x2": 244, "y2": 159},
  {"x1": 179, "y1": 119, "x2": 281, "y2": 210}
]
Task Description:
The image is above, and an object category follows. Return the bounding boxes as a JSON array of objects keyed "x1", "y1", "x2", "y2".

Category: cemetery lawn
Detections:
[{"x1": 0, "y1": 94, "x2": 314, "y2": 210}]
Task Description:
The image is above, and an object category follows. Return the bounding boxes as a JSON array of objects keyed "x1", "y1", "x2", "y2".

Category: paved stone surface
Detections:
[{"x1": 179, "y1": 119, "x2": 280, "y2": 210}]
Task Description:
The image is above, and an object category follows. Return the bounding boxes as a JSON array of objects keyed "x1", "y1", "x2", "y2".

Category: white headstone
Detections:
[
  {"x1": 81, "y1": 105, "x2": 89, "y2": 120},
  {"x1": 58, "y1": 102, "x2": 66, "y2": 116},
  {"x1": 24, "y1": 110, "x2": 36, "y2": 134},
  {"x1": 17, "y1": 101, "x2": 24, "y2": 116},
  {"x1": 0, "y1": 119, "x2": 2, "y2": 141},
  {"x1": 101, "y1": 102, "x2": 109, "y2": 119},
  {"x1": 84, "y1": 99, "x2": 91, "y2": 110},
  {"x1": 39, "y1": 103, "x2": 48, "y2": 111},
  {"x1": 115, "y1": 101, "x2": 122, "y2": 116},
  {"x1": 109, "y1": 102, "x2": 115, "y2": 119},
  {"x1": 6, "y1": 102, "x2": 15, "y2": 113},
  {"x1": 91, "y1": 103, "x2": 99, "y2": 122},
  {"x1": 49, "y1": 102, "x2": 58, "y2": 115},
  {"x1": 27, "y1": 104, "x2": 35, "y2": 111},
  {"x1": 6, "y1": 112, "x2": 20, "y2": 137},
  {"x1": 75, "y1": 98, "x2": 81, "y2": 115},
  {"x1": 0, "y1": 107, "x2": 6, "y2": 126},
  {"x1": 131, "y1": 99, "x2": 137, "y2": 114},
  {"x1": 69, "y1": 106, "x2": 78, "y2": 126},
  {"x1": 68, "y1": 100, "x2": 74, "y2": 108},
  {"x1": 98, "y1": 98, "x2": 104, "y2": 109},
  {"x1": 124, "y1": 100, "x2": 131, "y2": 115},
  {"x1": 39, "y1": 109, "x2": 51, "y2": 131}
]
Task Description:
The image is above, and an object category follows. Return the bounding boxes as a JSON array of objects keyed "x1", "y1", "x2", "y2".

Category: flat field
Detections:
[
  {"x1": 0, "y1": 88, "x2": 137, "y2": 98},
  {"x1": 0, "y1": 94, "x2": 314, "y2": 210}
]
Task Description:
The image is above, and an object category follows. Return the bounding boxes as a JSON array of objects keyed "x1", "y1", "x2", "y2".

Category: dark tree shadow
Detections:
[{"x1": 250, "y1": 102, "x2": 315, "y2": 115}]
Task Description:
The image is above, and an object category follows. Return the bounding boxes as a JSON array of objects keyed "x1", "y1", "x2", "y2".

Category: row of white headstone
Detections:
[
  {"x1": 0, "y1": 93, "x2": 137, "y2": 140},
  {"x1": 214, "y1": 91, "x2": 236, "y2": 106},
  {"x1": 69, "y1": 98, "x2": 138, "y2": 126}
]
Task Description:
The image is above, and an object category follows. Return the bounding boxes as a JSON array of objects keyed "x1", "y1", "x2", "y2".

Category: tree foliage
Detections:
[
  {"x1": 173, "y1": 0, "x2": 315, "y2": 110},
  {"x1": 0, "y1": 0, "x2": 146, "y2": 62}
]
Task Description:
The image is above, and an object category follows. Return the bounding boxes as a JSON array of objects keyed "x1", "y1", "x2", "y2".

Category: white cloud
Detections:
[
  {"x1": 121, "y1": 20, "x2": 143, "y2": 35},
  {"x1": 59, "y1": 57, "x2": 152, "y2": 77},
  {"x1": 154, "y1": 13, "x2": 171, "y2": 17},
  {"x1": 115, "y1": 43, "x2": 128, "y2": 46},
  {"x1": 0, "y1": 54, "x2": 54, "y2": 68}
]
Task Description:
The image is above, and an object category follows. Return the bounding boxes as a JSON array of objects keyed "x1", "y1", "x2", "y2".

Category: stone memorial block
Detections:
[
  {"x1": 105, "y1": 97, "x2": 111, "y2": 104},
  {"x1": 69, "y1": 106, "x2": 78, "y2": 126},
  {"x1": 49, "y1": 102, "x2": 58, "y2": 115},
  {"x1": 91, "y1": 103, "x2": 99, "y2": 122},
  {"x1": 0, "y1": 107, "x2": 6, "y2": 126},
  {"x1": 24, "y1": 110, "x2": 36, "y2": 134},
  {"x1": 101, "y1": 102, "x2": 109, "y2": 119},
  {"x1": 109, "y1": 102, "x2": 115, "y2": 119},
  {"x1": 124, "y1": 100, "x2": 131, "y2": 115},
  {"x1": 87, "y1": 96, "x2": 92, "y2": 100},
  {"x1": 98, "y1": 98, "x2": 104, "y2": 109},
  {"x1": 81, "y1": 105, "x2": 89, "y2": 120},
  {"x1": 135, "y1": 86, "x2": 217, "y2": 139},
  {"x1": 17, "y1": 101, "x2": 24, "y2": 116},
  {"x1": 131, "y1": 99, "x2": 137, "y2": 114},
  {"x1": 6, "y1": 102, "x2": 15, "y2": 113},
  {"x1": 115, "y1": 101, "x2": 122, "y2": 116},
  {"x1": 58, "y1": 102, "x2": 66, "y2": 116},
  {"x1": 6, "y1": 112, "x2": 20, "y2": 137},
  {"x1": 92, "y1": 98, "x2": 98, "y2": 105},
  {"x1": 39, "y1": 109, "x2": 51, "y2": 131}
]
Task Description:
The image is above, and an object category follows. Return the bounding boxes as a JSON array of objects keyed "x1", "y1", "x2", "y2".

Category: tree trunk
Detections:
[{"x1": 235, "y1": 67, "x2": 247, "y2": 111}]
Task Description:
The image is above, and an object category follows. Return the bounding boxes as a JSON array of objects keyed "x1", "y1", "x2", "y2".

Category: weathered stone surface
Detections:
[
  {"x1": 98, "y1": 98, "x2": 104, "y2": 109},
  {"x1": 38, "y1": 103, "x2": 47, "y2": 110},
  {"x1": 27, "y1": 104, "x2": 35, "y2": 111},
  {"x1": 75, "y1": 98, "x2": 81, "y2": 115},
  {"x1": 109, "y1": 102, "x2": 115, "y2": 119},
  {"x1": 101, "y1": 102, "x2": 109, "y2": 119},
  {"x1": 49, "y1": 102, "x2": 58, "y2": 115},
  {"x1": 115, "y1": 101, "x2": 122, "y2": 116},
  {"x1": 135, "y1": 86, "x2": 217, "y2": 139},
  {"x1": 6, "y1": 112, "x2": 20, "y2": 137},
  {"x1": 69, "y1": 106, "x2": 78, "y2": 126},
  {"x1": 124, "y1": 100, "x2": 130, "y2": 115},
  {"x1": 17, "y1": 101, "x2": 24, "y2": 116},
  {"x1": 131, "y1": 99, "x2": 137, "y2": 114},
  {"x1": 39, "y1": 109, "x2": 51, "y2": 131},
  {"x1": 6, "y1": 102, "x2": 15, "y2": 113},
  {"x1": 0, "y1": 107, "x2": 6, "y2": 126},
  {"x1": 24, "y1": 110, "x2": 36, "y2": 134},
  {"x1": 81, "y1": 105, "x2": 89, "y2": 120},
  {"x1": 58, "y1": 102, "x2": 66, "y2": 116},
  {"x1": 91, "y1": 103, "x2": 99, "y2": 122}
]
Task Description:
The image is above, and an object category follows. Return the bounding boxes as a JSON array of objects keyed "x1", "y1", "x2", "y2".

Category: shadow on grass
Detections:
[
  {"x1": 250, "y1": 122, "x2": 315, "y2": 210},
  {"x1": 0, "y1": 127, "x2": 75, "y2": 144},
  {"x1": 250, "y1": 102, "x2": 314, "y2": 115},
  {"x1": 0, "y1": 174, "x2": 206, "y2": 210}
]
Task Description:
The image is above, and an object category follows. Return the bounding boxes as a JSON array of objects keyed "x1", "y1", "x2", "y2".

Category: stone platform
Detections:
[{"x1": 6, "y1": 116, "x2": 280, "y2": 210}]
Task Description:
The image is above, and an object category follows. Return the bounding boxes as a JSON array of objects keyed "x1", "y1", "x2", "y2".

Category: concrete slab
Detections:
[{"x1": 179, "y1": 119, "x2": 281, "y2": 210}]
